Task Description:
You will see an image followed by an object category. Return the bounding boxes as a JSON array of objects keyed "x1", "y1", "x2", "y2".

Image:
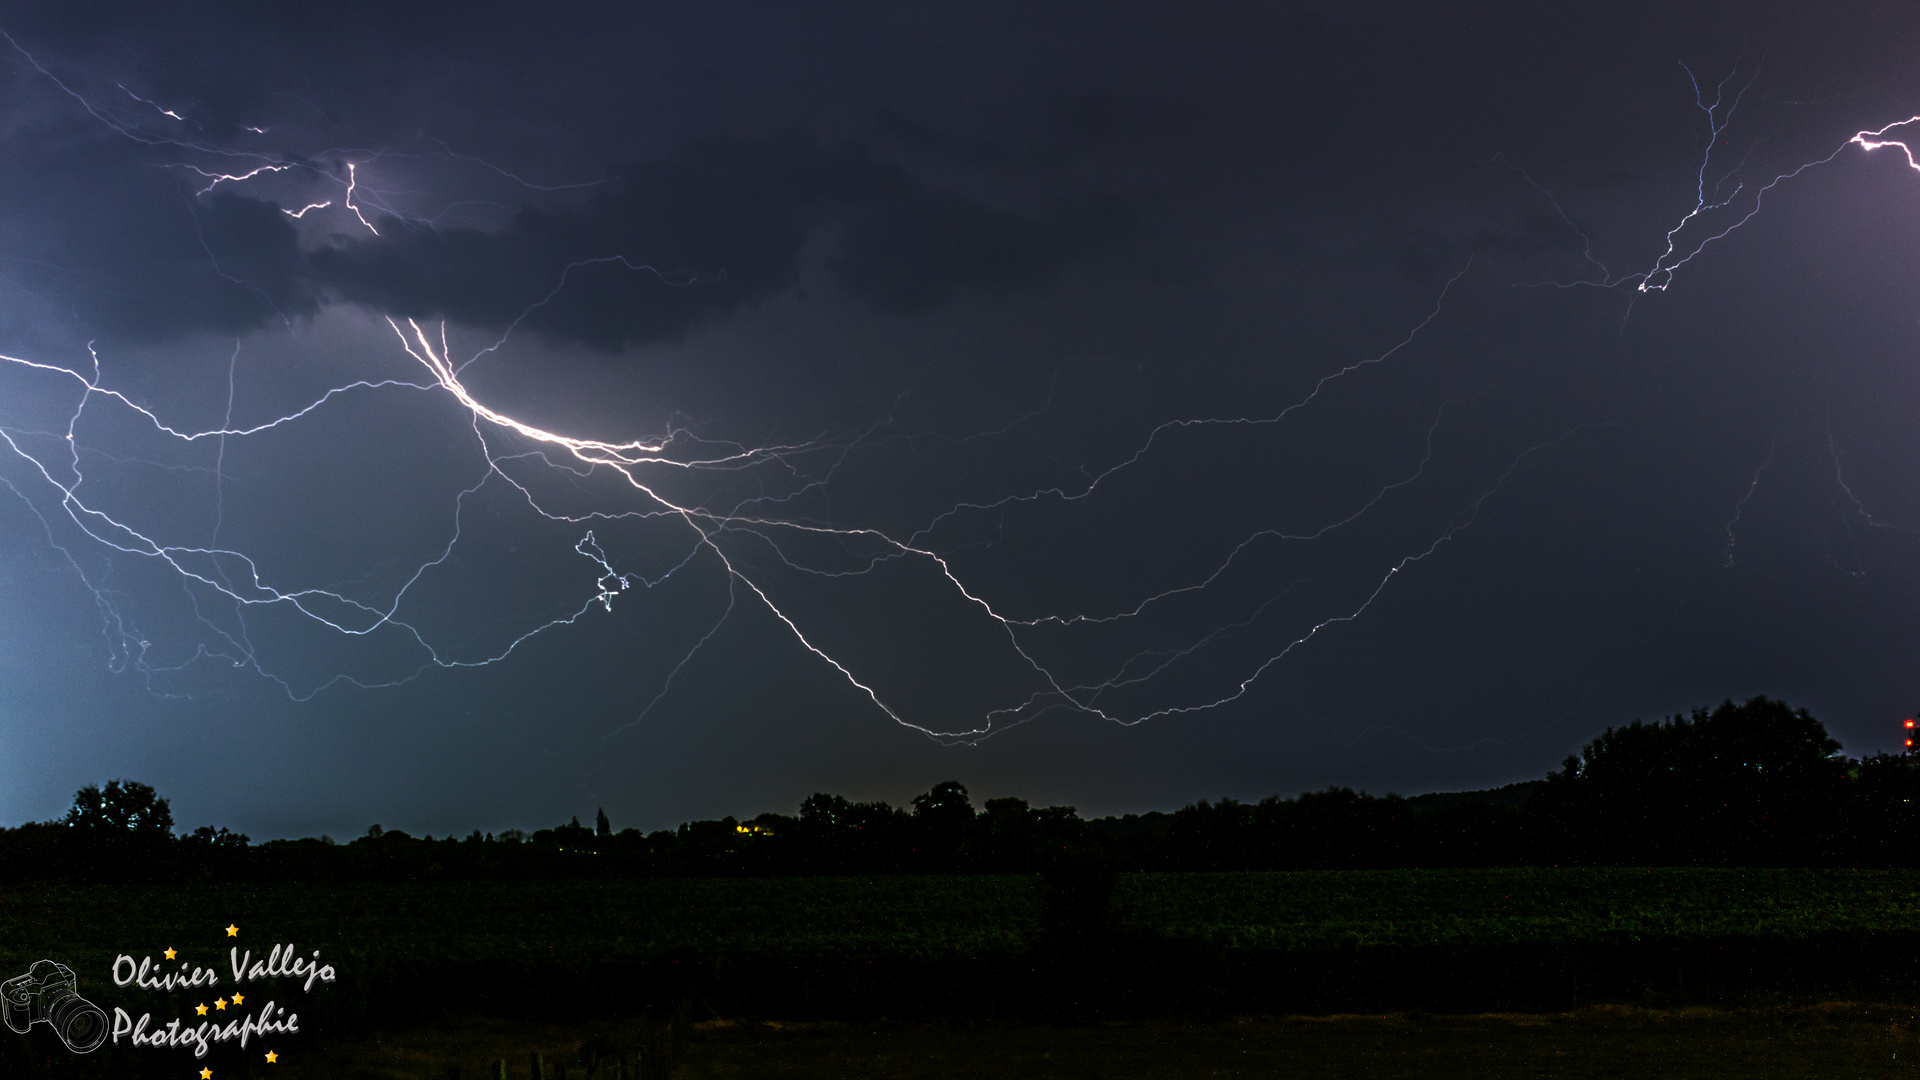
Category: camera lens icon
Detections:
[{"x1": 1, "y1": 960, "x2": 109, "y2": 1054}]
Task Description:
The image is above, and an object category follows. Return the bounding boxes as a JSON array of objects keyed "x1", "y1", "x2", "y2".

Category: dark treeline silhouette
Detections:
[{"x1": 8, "y1": 697, "x2": 1920, "y2": 884}]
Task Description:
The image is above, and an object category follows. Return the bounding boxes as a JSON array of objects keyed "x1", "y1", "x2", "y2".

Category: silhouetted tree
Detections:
[
  {"x1": 180, "y1": 826, "x2": 251, "y2": 881},
  {"x1": 794, "y1": 792, "x2": 853, "y2": 872},
  {"x1": 969, "y1": 797, "x2": 1038, "y2": 872},
  {"x1": 792, "y1": 792, "x2": 912, "y2": 873},
  {"x1": 0, "y1": 821, "x2": 68, "y2": 882},
  {"x1": 965, "y1": 798, "x2": 1088, "y2": 873},
  {"x1": 1833, "y1": 752, "x2": 1920, "y2": 865},
  {"x1": 1279, "y1": 788, "x2": 1414, "y2": 868},
  {"x1": 553, "y1": 814, "x2": 593, "y2": 848},
  {"x1": 65, "y1": 779, "x2": 172, "y2": 836},
  {"x1": 1532, "y1": 696, "x2": 1848, "y2": 865},
  {"x1": 911, "y1": 781, "x2": 975, "y2": 871},
  {"x1": 1036, "y1": 810, "x2": 1113, "y2": 956},
  {"x1": 1170, "y1": 798, "x2": 1259, "y2": 870},
  {"x1": 181, "y1": 826, "x2": 249, "y2": 848},
  {"x1": 60, "y1": 779, "x2": 176, "y2": 881},
  {"x1": 1166, "y1": 789, "x2": 1415, "y2": 870},
  {"x1": 1414, "y1": 801, "x2": 1527, "y2": 867},
  {"x1": 5, "y1": 698, "x2": 1893, "y2": 886}
]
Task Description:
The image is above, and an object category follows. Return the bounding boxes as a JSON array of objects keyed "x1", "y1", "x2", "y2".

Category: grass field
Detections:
[
  {"x1": 258, "y1": 1004, "x2": 1920, "y2": 1080},
  {"x1": 0, "y1": 875, "x2": 1044, "y2": 982},
  {"x1": 9, "y1": 868, "x2": 1920, "y2": 975},
  {"x1": 1118, "y1": 868, "x2": 1920, "y2": 948},
  {"x1": 5, "y1": 867, "x2": 1920, "y2": 1077}
]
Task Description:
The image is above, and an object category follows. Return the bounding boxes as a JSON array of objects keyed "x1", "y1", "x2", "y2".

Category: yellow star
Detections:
[
  {"x1": 195, "y1": 1003, "x2": 208, "y2": 1016},
  {"x1": 200, "y1": 1069, "x2": 212, "y2": 1079},
  {"x1": 164, "y1": 947, "x2": 177, "y2": 960},
  {"x1": 231, "y1": 993, "x2": 244, "y2": 1005},
  {"x1": 215, "y1": 998, "x2": 228, "y2": 1010},
  {"x1": 265, "y1": 1051, "x2": 278, "y2": 1064},
  {"x1": 225, "y1": 924, "x2": 239, "y2": 937}
]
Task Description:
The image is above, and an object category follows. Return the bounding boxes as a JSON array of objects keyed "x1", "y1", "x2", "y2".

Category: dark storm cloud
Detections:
[
  {"x1": 6, "y1": 121, "x2": 1134, "y2": 349},
  {"x1": 875, "y1": 93, "x2": 1171, "y2": 172},
  {"x1": 874, "y1": 108, "x2": 1013, "y2": 168},
  {"x1": 1366, "y1": 224, "x2": 1461, "y2": 285},
  {"x1": 1469, "y1": 209, "x2": 1594, "y2": 259},
  {"x1": 191, "y1": 193, "x2": 313, "y2": 321},
  {"x1": 1367, "y1": 206, "x2": 1595, "y2": 285},
  {"x1": 25, "y1": 0, "x2": 1920, "y2": 843},
  {"x1": 309, "y1": 137, "x2": 901, "y2": 351},
  {"x1": 833, "y1": 191, "x2": 1134, "y2": 313},
  {"x1": 0, "y1": 3, "x2": 1147, "y2": 350},
  {"x1": 0, "y1": 122, "x2": 317, "y2": 340},
  {"x1": 312, "y1": 137, "x2": 1135, "y2": 347}
]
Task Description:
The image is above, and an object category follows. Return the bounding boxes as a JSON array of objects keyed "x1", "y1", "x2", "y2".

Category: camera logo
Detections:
[{"x1": 2, "y1": 960, "x2": 109, "y2": 1053}]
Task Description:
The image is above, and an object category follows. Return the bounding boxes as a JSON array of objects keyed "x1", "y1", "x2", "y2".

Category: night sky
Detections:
[{"x1": 5, "y1": 1, "x2": 1920, "y2": 841}]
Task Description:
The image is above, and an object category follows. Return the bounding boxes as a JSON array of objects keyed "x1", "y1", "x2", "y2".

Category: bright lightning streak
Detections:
[
  {"x1": 175, "y1": 163, "x2": 290, "y2": 195},
  {"x1": 1632, "y1": 110, "x2": 1920, "y2": 293},
  {"x1": 0, "y1": 250, "x2": 1511, "y2": 741},
  {"x1": 118, "y1": 83, "x2": 185, "y2": 121},
  {"x1": 1846, "y1": 117, "x2": 1920, "y2": 177},
  {"x1": 1499, "y1": 63, "x2": 1920, "y2": 305},
  {"x1": 344, "y1": 163, "x2": 379, "y2": 235},
  {"x1": 0, "y1": 23, "x2": 1601, "y2": 740},
  {"x1": 391, "y1": 318, "x2": 671, "y2": 466},
  {"x1": 14, "y1": 34, "x2": 1914, "y2": 746},
  {"x1": 1635, "y1": 62, "x2": 1760, "y2": 294}
]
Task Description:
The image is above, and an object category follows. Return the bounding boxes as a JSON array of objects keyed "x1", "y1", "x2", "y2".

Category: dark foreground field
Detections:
[
  {"x1": 266, "y1": 1004, "x2": 1920, "y2": 1079},
  {"x1": 6, "y1": 869, "x2": 1920, "y2": 1076}
]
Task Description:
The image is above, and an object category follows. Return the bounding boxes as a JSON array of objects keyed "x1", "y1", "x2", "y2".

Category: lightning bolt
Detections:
[
  {"x1": 118, "y1": 84, "x2": 185, "y2": 121},
  {"x1": 0, "y1": 245, "x2": 1548, "y2": 744},
  {"x1": 175, "y1": 164, "x2": 291, "y2": 196},
  {"x1": 8, "y1": 33, "x2": 1916, "y2": 746},
  {"x1": 1494, "y1": 61, "x2": 1920, "y2": 307},
  {"x1": 343, "y1": 163, "x2": 379, "y2": 236}
]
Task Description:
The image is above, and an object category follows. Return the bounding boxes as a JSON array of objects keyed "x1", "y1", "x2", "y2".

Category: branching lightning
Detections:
[
  {"x1": 8, "y1": 33, "x2": 1916, "y2": 744},
  {"x1": 1502, "y1": 61, "x2": 1920, "y2": 304},
  {"x1": 342, "y1": 163, "x2": 378, "y2": 236},
  {"x1": 0, "y1": 241, "x2": 1577, "y2": 742},
  {"x1": 1723, "y1": 423, "x2": 1779, "y2": 568}
]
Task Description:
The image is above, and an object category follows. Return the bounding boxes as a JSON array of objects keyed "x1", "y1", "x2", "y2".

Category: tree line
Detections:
[{"x1": 7, "y1": 696, "x2": 1920, "y2": 883}]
